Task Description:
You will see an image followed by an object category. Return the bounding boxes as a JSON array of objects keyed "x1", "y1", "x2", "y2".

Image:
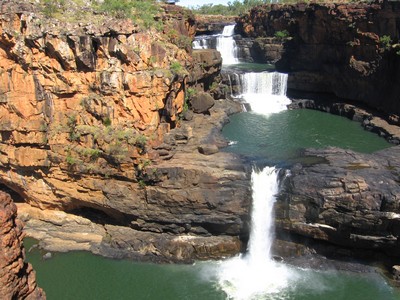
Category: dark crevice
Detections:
[
  {"x1": 0, "y1": 183, "x2": 25, "y2": 203},
  {"x1": 68, "y1": 205, "x2": 130, "y2": 227}
]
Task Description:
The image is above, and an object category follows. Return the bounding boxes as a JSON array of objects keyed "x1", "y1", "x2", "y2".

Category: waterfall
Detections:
[
  {"x1": 216, "y1": 24, "x2": 239, "y2": 65},
  {"x1": 217, "y1": 167, "x2": 290, "y2": 299},
  {"x1": 192, "y1": 24, "x2": 238, "y2": 64},
  {"x1": 192, "y1": 36, "x2": 212, "y2": 50},
  {"x1": 234, "y1": 71, "x2": 291, "y2": 115}
]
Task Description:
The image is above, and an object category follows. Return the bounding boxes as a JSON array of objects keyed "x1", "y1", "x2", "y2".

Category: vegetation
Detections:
[
  {"x1": 191, "y1": 0, "x2": 268, "y2": 16},
  {"x1": 274, "y1": 30, "x2": 290, "y2": 39},
  {"x1": 98, "y1": 0, "x2": 163, "y2": 30},
  {"x1": 40, "y1": 0, "x2": 163, "y2": 30},
  {"x1": 379, "y1": 35, "x2": 392, "y2": 50}
]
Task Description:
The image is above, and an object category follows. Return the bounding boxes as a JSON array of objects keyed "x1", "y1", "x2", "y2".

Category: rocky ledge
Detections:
[
  {"x1": 18, "y1": 98, "x2": 250, "y2": 263},
  {"x1": 0, "y1": 191, "x2": 45, "y2": 299},
  {"x1": 274, "y1": 145, "x2": 400, "y2": 267}
]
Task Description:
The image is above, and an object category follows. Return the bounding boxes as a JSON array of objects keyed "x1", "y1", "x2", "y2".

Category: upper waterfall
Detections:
[
  {"x1": 216, "y1": 24, "x2": 238, "y2": 65},
  {"x1": 193, "y1": 24, "x2": 239, "y2": 65}
]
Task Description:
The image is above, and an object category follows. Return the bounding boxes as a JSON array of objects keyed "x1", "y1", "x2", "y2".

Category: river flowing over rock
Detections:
[
  {"x1": 0, "y1": 191, "x2": 45, "y2": 299},
  {"x1": 0, "y1": 1, "x2": 250, "y2": 262},
  {"x1": 235, "y1": 0, "x2": 400, "y2": 117}
]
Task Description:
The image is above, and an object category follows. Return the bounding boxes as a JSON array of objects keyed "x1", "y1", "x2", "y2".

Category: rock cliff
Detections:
[
  {"x1": 275, "y1": 146, "x2": 400, "y2": 264},
  {"x1": 0, "y1": 191, "x2": 45, "y2": 299},
  {"x1": 236, "y1": 0, "x2": 400, "y2": 117},
  {"x1": 0, "y1": 0, "x2": 251, "y2": 261}
]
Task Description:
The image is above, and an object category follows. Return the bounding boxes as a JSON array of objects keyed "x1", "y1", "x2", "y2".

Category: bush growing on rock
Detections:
[{"x1": 99, "y1": 0, "x2": 163, "y2": 29}]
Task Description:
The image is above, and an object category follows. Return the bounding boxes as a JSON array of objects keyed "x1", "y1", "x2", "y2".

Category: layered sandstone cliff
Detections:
[
  {"x1": 0, "y1": 191, "x2": 45, "y2": 299},
  {"x1": 0, "y1": 1, "x2": 251, "y2": 261},
  {"x1": 236, "y1": 0, "x2": 400, "y2": 117}
]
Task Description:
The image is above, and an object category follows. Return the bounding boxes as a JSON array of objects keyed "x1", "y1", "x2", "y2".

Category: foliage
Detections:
[
  {"x1": 42, "y1": 0, "x2": 66, "y2": 17},
  {"x1": 274, "y1": 30, "x2": 289, "y2": 39},
  {"x1": 185, "y1": 87, "x2": 196, "y2": 101},
  {"x1": 192, "y1": 0, "x2": 267, "y2": 16},
  {"x1": 170, "y1": 61, "x2": 183, "y2": 74},
  {"x1": 99, "y1": 0, "x2": 162, "y2": 30},
  {"x1": 66, "y1": 154, "x2": 78, "y2": 165},
  {"x1": 165, "y1": 28, "x2": 192, "y2": 50},
  {"x1": 379, "y1": 35, "x2": 392, "y2": 50},
  {"x1": 67, "y1": 114, "x2": 80, "y2": 141},
  {"x1": 103, "y1": 117, "x2": 112, "y2": 127}
]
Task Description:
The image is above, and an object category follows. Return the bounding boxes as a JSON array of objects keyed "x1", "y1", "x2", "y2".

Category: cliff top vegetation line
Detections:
[
  {"x1": 190, "y1": 0, "x2": 383, "y2": 16},
  {"x1": 39, "y1": 0, "x2": 192, "y2": 31}
]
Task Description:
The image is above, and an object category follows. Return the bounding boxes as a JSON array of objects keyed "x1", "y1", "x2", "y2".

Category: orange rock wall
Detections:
[{"x1": 0, "y1": 3, "x2": 195, "y2": 211}]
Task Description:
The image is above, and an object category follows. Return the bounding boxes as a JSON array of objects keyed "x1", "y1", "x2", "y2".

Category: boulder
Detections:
[
  {"x1": 198, "y1": 144, "x2": 219, "y2": 155},
  {"x1": 190, "y1": 92, "x2": 215, "y2": 114}
]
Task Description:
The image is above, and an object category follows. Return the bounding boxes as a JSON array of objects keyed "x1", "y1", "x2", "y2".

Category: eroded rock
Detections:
[{"x1": 0, "y1": 192, "x2": 45, "y2": 299}]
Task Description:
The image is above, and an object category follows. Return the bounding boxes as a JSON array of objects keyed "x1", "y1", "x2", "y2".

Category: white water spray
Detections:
[
  {"x1": 216, "y1": 24, "x2": 239, "y2": 65},
  {"x1": 236, "y1": 71, "x2": 291, "y2": 115},
  {"x1": 192, "y1": 25, "x2": 239, "y2": 64},
  {"x1": 217, "y1": 167, "x2": 291, "y2": 300}
]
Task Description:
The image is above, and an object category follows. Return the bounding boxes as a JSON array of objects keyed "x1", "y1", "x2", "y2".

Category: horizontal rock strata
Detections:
[{"x1": 276, "y1": 146, "x2": 400, "y2": 260}]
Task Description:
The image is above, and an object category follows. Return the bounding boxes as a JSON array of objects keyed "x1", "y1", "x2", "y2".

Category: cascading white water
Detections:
[
  {"x1": 217, "y1": 167, "x2": 291, "y2": 299},
  {"x1": 192, "y1": 37, "x2": 211, "y2": 50},
  {"x1": 216, "y1": 24, "x2": 239, "y2": 65},
  {"x1": 236, "y1": 71, "x2": 291, "y2": 115},
  {"x1": 192, "y1": 25, "x2": 239, "y2": 64}
]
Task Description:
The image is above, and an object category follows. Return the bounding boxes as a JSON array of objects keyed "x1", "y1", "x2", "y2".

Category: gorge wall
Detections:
[
  {"x1": 0, "y1": 1, "x2": 251, "y2": 262},
  {"x1": 0, "y1": 191, "x2": 45, "y2": 299},
  {"x1": 236, "y1": 0, "x2": 400, "y2": 118}
]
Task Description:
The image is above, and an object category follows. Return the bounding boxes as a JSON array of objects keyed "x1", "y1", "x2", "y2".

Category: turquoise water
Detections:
[
  {"x1": 24, "y1": 108, "x2": 396, "y2": 300},
  {"x1": 222, "y1": 109, "x2": 391, "y2": 165},
  {"x1": 25, "y1": 238, "x2": 400, "y2": 299}
]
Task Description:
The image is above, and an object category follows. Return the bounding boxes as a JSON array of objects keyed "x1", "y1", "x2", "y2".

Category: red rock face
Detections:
[
  {"x1": 0, "y1": 2, "x2": 195, "y2": 210},
  {"x1": 236, "y1": 1, "x2": 400, "y2": 116},
  {"x1": 0, "y1": 1, "x2": 249, "y2": 262},
  {"x1": 0, "y1": 191, "x2": 45, "y2": 299}
]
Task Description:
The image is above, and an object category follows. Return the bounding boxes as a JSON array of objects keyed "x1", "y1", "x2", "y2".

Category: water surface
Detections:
[
  {"x1": 25, "y1": 237, "x2": 399, "y2": 300},
  {"x1": 222, "y1": 109, "x2": 391, "y2": 165}
]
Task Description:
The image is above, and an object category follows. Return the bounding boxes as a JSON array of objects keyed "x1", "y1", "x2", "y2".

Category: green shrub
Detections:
[
  {"x1": 42, "y1": 0, "x2": 66, "y2": 17},
  {"x1": 274, "y1": 30, "x2": 289, "y2": 39},
  {"x1": 66, "y1": 155, "x2": 78, "y2": 165},
  {"x1": 99, "y1": 0, "x2": 162, "y2": 30},
  {"x1": 103, "y1": 117, "x2": 112, "y2": 127},
  {"x1": 170, "y1": 61, "x2": 182, "y2": 74},
  {"x1": 379, "y1": 35, "x2": 392, "y2": 50}
]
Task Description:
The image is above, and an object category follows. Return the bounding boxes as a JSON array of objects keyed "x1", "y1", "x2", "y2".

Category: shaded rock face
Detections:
[
  {"x1": 195, "y1": 15, "x2": 236, "y2": 35},
  {"x1": 0, "y1": 191, "x2": 45, "y2": 299},
  {"x1": 236, "y1": 1, "x2": 400, "y2": 116},
  {"x1": 276, "y1": 146, "x2": 400, "y2": 259}
]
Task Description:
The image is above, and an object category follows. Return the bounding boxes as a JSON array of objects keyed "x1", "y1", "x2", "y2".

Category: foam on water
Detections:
[{"x1": 217, "y1": 167, "x2": 294, "y2": 299}]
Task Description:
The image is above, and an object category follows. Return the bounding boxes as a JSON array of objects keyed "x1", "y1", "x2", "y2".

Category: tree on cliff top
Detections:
[{"x1": 192, "y1": 0, "x2": 267, "y2": 15}]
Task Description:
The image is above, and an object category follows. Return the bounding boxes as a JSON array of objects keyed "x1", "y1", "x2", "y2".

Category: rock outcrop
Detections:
[
  {"x1": 276, "y1": 146, "x2": 400, "y2": 261},
  {"x1": 0, "y1": 0, "x2": 251, "y2": 261},
  {"x1": 195, "y1": 15, "x2": 236, "y2": 35},
  {"x1": 236, "y1": 0, "x2": 400, "y2": 117},
  {"x1": 0, "y1": 191, "x2": 45, "y2": 299}
]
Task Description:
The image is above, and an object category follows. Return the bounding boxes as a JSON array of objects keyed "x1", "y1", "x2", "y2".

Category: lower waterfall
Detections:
[{"x1": 217, "y1": 167, "x2": 292, "y2": 299}]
